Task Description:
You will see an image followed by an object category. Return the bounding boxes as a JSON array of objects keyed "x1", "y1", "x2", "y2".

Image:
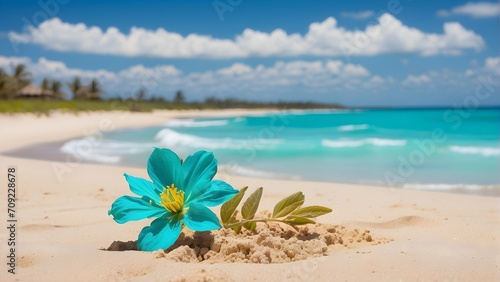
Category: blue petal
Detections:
[
  {"x1": 182, "y1": 202, "x2": 221, "y2": 231},
  {"x1": 147, "y1": 148, "x2": 184, "y2": 189},
  {"x1": 108, "y1": 195, "x2": 166, "y2": 224},
  {"x1": 137, "y1": 217, "x2": 181, "y2": 252},
  {"x1": 193, "y1": 180, "x2": 238, "y2": 207},
  {"x1": 124, "y1": 173, "x2": 161, "y2": 202},
  {"x1": 182, "y1": 150, "x2": 217, "y2": 199}
]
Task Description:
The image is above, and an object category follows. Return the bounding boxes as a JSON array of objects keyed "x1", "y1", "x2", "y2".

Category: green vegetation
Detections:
[
  {"x1": 67, "y1": 77, "x2": 84, "y2": 99},
  {"x1": 220, "y1": 187, "x2": 332, "y2": 232},
  {"x1": 0, "y1": 63, "x2": 104, "y2": 101},
  {"x1": 0, "y1": 64, "x2": 31, "y2": 99},
  {"x1": 0, "y1": 99, "x2": 206, "y2": 114},
  {"x1": 174, "y1": 90, "x2": 185, "y2": 103},
  {"x1": 0, "y1": 98, "x2": 343, "y2": 114},
  {"x1": 86, "y1": 78, "x2": 103, "y2": 100},
  {"x1": 0, "y1": 64, "x2": 344, "y2": 114}
]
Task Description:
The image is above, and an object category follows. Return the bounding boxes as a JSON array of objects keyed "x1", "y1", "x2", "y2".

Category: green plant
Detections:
[{"x1": 220, "y1": 187, "x2": 332, "y2": 232}]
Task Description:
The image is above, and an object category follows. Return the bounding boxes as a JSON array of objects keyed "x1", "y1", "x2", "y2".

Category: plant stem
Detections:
[{"x1": 223, "y1": 218, "x2": 284, "y2": 229}]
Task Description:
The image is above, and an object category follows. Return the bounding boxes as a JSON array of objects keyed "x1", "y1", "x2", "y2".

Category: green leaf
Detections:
[
  {"x1": 231, "y1": 224, "x2": 242, "y2": 233},
  {"x1": 272, "y1": 192, "x2": 305, "y2": 218},
  {"x1": 241, "y1": 187, "x2": 263, "y2": 220},
  {"x1": 220, "y1": 186, "x2": 248, "y2": 224},
  {"x1": 290, "y1": 206, "x2": 332, "y2": 218},
  {"x1": 228, "y1": 214, "x2": 242, "y2": 233},
  {"x1": 283, "y1": 217, "x2": 316, "y2": 225},
  {"x1": 243, "y1": 221, "x2": 257, "y2": 231}
]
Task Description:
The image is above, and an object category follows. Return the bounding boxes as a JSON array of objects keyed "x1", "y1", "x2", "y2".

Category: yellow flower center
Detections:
[{"x1": 160, "y1": 184, "x2": 185, "y2": 214}]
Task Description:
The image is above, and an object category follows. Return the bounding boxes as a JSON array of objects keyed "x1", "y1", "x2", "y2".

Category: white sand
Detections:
[{"x1": 0, "y1": 110, "x2": 499, "y2": 281}]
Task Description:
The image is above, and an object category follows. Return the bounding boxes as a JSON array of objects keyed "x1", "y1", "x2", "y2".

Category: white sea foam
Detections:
[
  {"x1": 322, "y1": 139, "x2": 364, "y2": 148},
  {"x1": 156, "y1": 128, "x2": 282, "y2": 150},
  {"x1": 60, "y1": 139, "x2": 154, "y2": 164},
  {"x1": 370, "y1": 138, "x2": 407, "y2": 146},
  {"x1": 165, "y1": 119, "x2": 229, "y2": 127},
  {"x1": 219, "y1": 165, "x2": 300, "y2": 180},
  {"x1": 101, "y1": 140, "x2": 153, "y2": 153},
  {"x1": 450, "y1": 145, "x2": 500, "y2": 157},
  {"x1": 338, "y1": 124, "x2": 369, "y2": 132},
  {"x1": 322, "y1": 138, "x2": 407, "y2": 148},
  {"x1": 60, "y1": 139, "x2": 121, "y2": 164}
]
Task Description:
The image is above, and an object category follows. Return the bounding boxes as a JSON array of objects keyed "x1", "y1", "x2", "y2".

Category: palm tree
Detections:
[
  {"x1": 136, "y1": 87, "x2": 147, "y2": 101},
  {"x1": 51, "y1": 80, "x2": 65, "y2": 100},
  {"x1": 174, "y1": 90, "x2": 185, "y2": 103},
  {"x1": 67, "y1": 77, "x2": 84, "y2": 100},
  {"x1": 86, "y1": 78, "x2": 103, "y2": 100},
  {"x1": 40, "y1": 78, "x2": 50, "y2": 94},
  {"x1": 11, "y1": 64, "x2": 31, "y2": 93},
  {"x1": 39, "y1": 78, "x2": 52, "y2": 99},
  {"x1": 0, "y1": 68, "x2": 9, "y2": 99}
]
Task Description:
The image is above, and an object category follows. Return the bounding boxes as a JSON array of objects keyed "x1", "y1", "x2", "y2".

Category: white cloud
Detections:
[
  {"x1": 343, "y1": 64, "x2": 370, "y2": 76},
  {"x1": 0, "y1": 56, "x2": 31, "y2": 68},
  {"x1": 186, "y1": 60, "x2": 371, "y2": 89},
  {"x1": 465, "y1": 69, "x2": 475, "y2": 76},
  {"x1": 370, "y1": 76, "x2": 385, "y2": 84},
  {"x1": 399, "y1": 57, "x2": 499, "y2": 90},
  {"x1": 118, "y1": 64, "x2": 181, "y2": 80},
  {"x1": 0, "y1": 56, "x2": 374, "y2": 96},
  {"x1": 437, "y1": 2, "x2": 500, "y2": 18},
  {"x1": 8, "y1": 14, "x2": 485, "y2": 59},
  {"x1": 484, "y1": 57, "x2": 500, "y2": 75},
  {"x1": 217, "y1": 63, "x2": 253, "y2": 76},
  {"x1": 0, "y1": 56, "x2": 185, "y2": 97},
  {"x1": 341, "y1": 11, "x2": 374, "y2": 19},
  {"x1": 403, "y1": 74, "x2": 431, "y2": 86},
  {"x1": 2, "y1": 56, "x2": 496, "y2": 104},
  {"x1": 462, "y1": 56, "x2": 500, "y2": 77},
  {"x1": 0, "y1": 56, "x2": 116, "y2": 82}
]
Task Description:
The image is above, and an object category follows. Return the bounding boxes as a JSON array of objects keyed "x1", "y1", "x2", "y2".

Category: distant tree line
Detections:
[
  {"x1": 1, "y1": 64, "x2": 343, "y2": 110},
  {"x1": 0, "y1": 64, "x2": 105, "y2": 100},
  {"x1": 124, "y1": 94, "x2": 342, "y2": 110},
  {"x1": 201, "y1": 96, "x2": 343, "y2": 109},
  {"x1": 0, "y1": 64, "x2": 32, "y2": 99}
]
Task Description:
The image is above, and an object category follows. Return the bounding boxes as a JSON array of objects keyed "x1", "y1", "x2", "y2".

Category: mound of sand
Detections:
[{"x1": 136, "y1": 221, "x2": 387, "y2": 264}]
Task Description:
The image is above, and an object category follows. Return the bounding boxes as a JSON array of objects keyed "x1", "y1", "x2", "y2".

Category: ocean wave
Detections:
[
  {"x1": 60, "y1": 139, "x2": 121, "y2": 164},
  {"x1": 322, "y1": 138, "x2": 407, "y2": 148},
  {"x1": 156, "y1": 128, "x2": 282, "y2": 150},
  {"x1": 338, "y1": 124, "x2": 369, "y2": 132},
  {"x1": 165, "y1": 119, "x2": 229, "y2": 127},
  {"x1": 450, "y1": 145, "x2": 500, "y2": 157},
  {"x1": 101, "y1": 140, "x2": 154, "y2": 154},
  {"x1": 219, "y1": 165, "x2": 300, "y2": 180},
  {"x1": 60, "y1": 139, "x2": 154, "y2": 164}
]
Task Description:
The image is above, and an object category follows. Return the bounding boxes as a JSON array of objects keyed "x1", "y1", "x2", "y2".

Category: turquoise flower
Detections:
[{"x1": 108, "y1": 148, "x2": 238, "y2": 252}]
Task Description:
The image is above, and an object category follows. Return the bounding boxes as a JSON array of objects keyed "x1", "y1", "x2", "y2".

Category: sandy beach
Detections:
[{"x1": 0, "y1": 110, "x2": 499, "y2": 281}]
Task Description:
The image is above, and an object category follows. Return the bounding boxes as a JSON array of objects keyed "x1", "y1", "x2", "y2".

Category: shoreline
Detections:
[
  {"x1": 0, "y1": 109, "x2": 276, "y2": 153},
  {"x1": 0, "y1": 110, "x2": 499, "y2": 280},
  {"x1": 3, "y1": 138, "x2": 500, "y2": 197},
  {"x1": 2, "y1": 109, "x2": 498, "y2": 197}
]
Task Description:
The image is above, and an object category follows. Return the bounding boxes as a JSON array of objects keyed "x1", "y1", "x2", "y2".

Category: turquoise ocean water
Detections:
[{"x1": 61, "y1": 109, "x2": 500, "y2": 194}]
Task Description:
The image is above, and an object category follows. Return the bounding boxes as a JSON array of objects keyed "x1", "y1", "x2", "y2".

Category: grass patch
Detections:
[
  {"x1": 0, "y1": 99, "x2": 343, "y2": 114},
  {"x1": 0, "y1": 99, "x2": 218, "y2": 114}
]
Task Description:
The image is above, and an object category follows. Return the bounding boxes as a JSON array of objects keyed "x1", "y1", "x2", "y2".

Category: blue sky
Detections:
[{"x1": 0, "y1": 0, "x2": 499, "y2": 107}]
